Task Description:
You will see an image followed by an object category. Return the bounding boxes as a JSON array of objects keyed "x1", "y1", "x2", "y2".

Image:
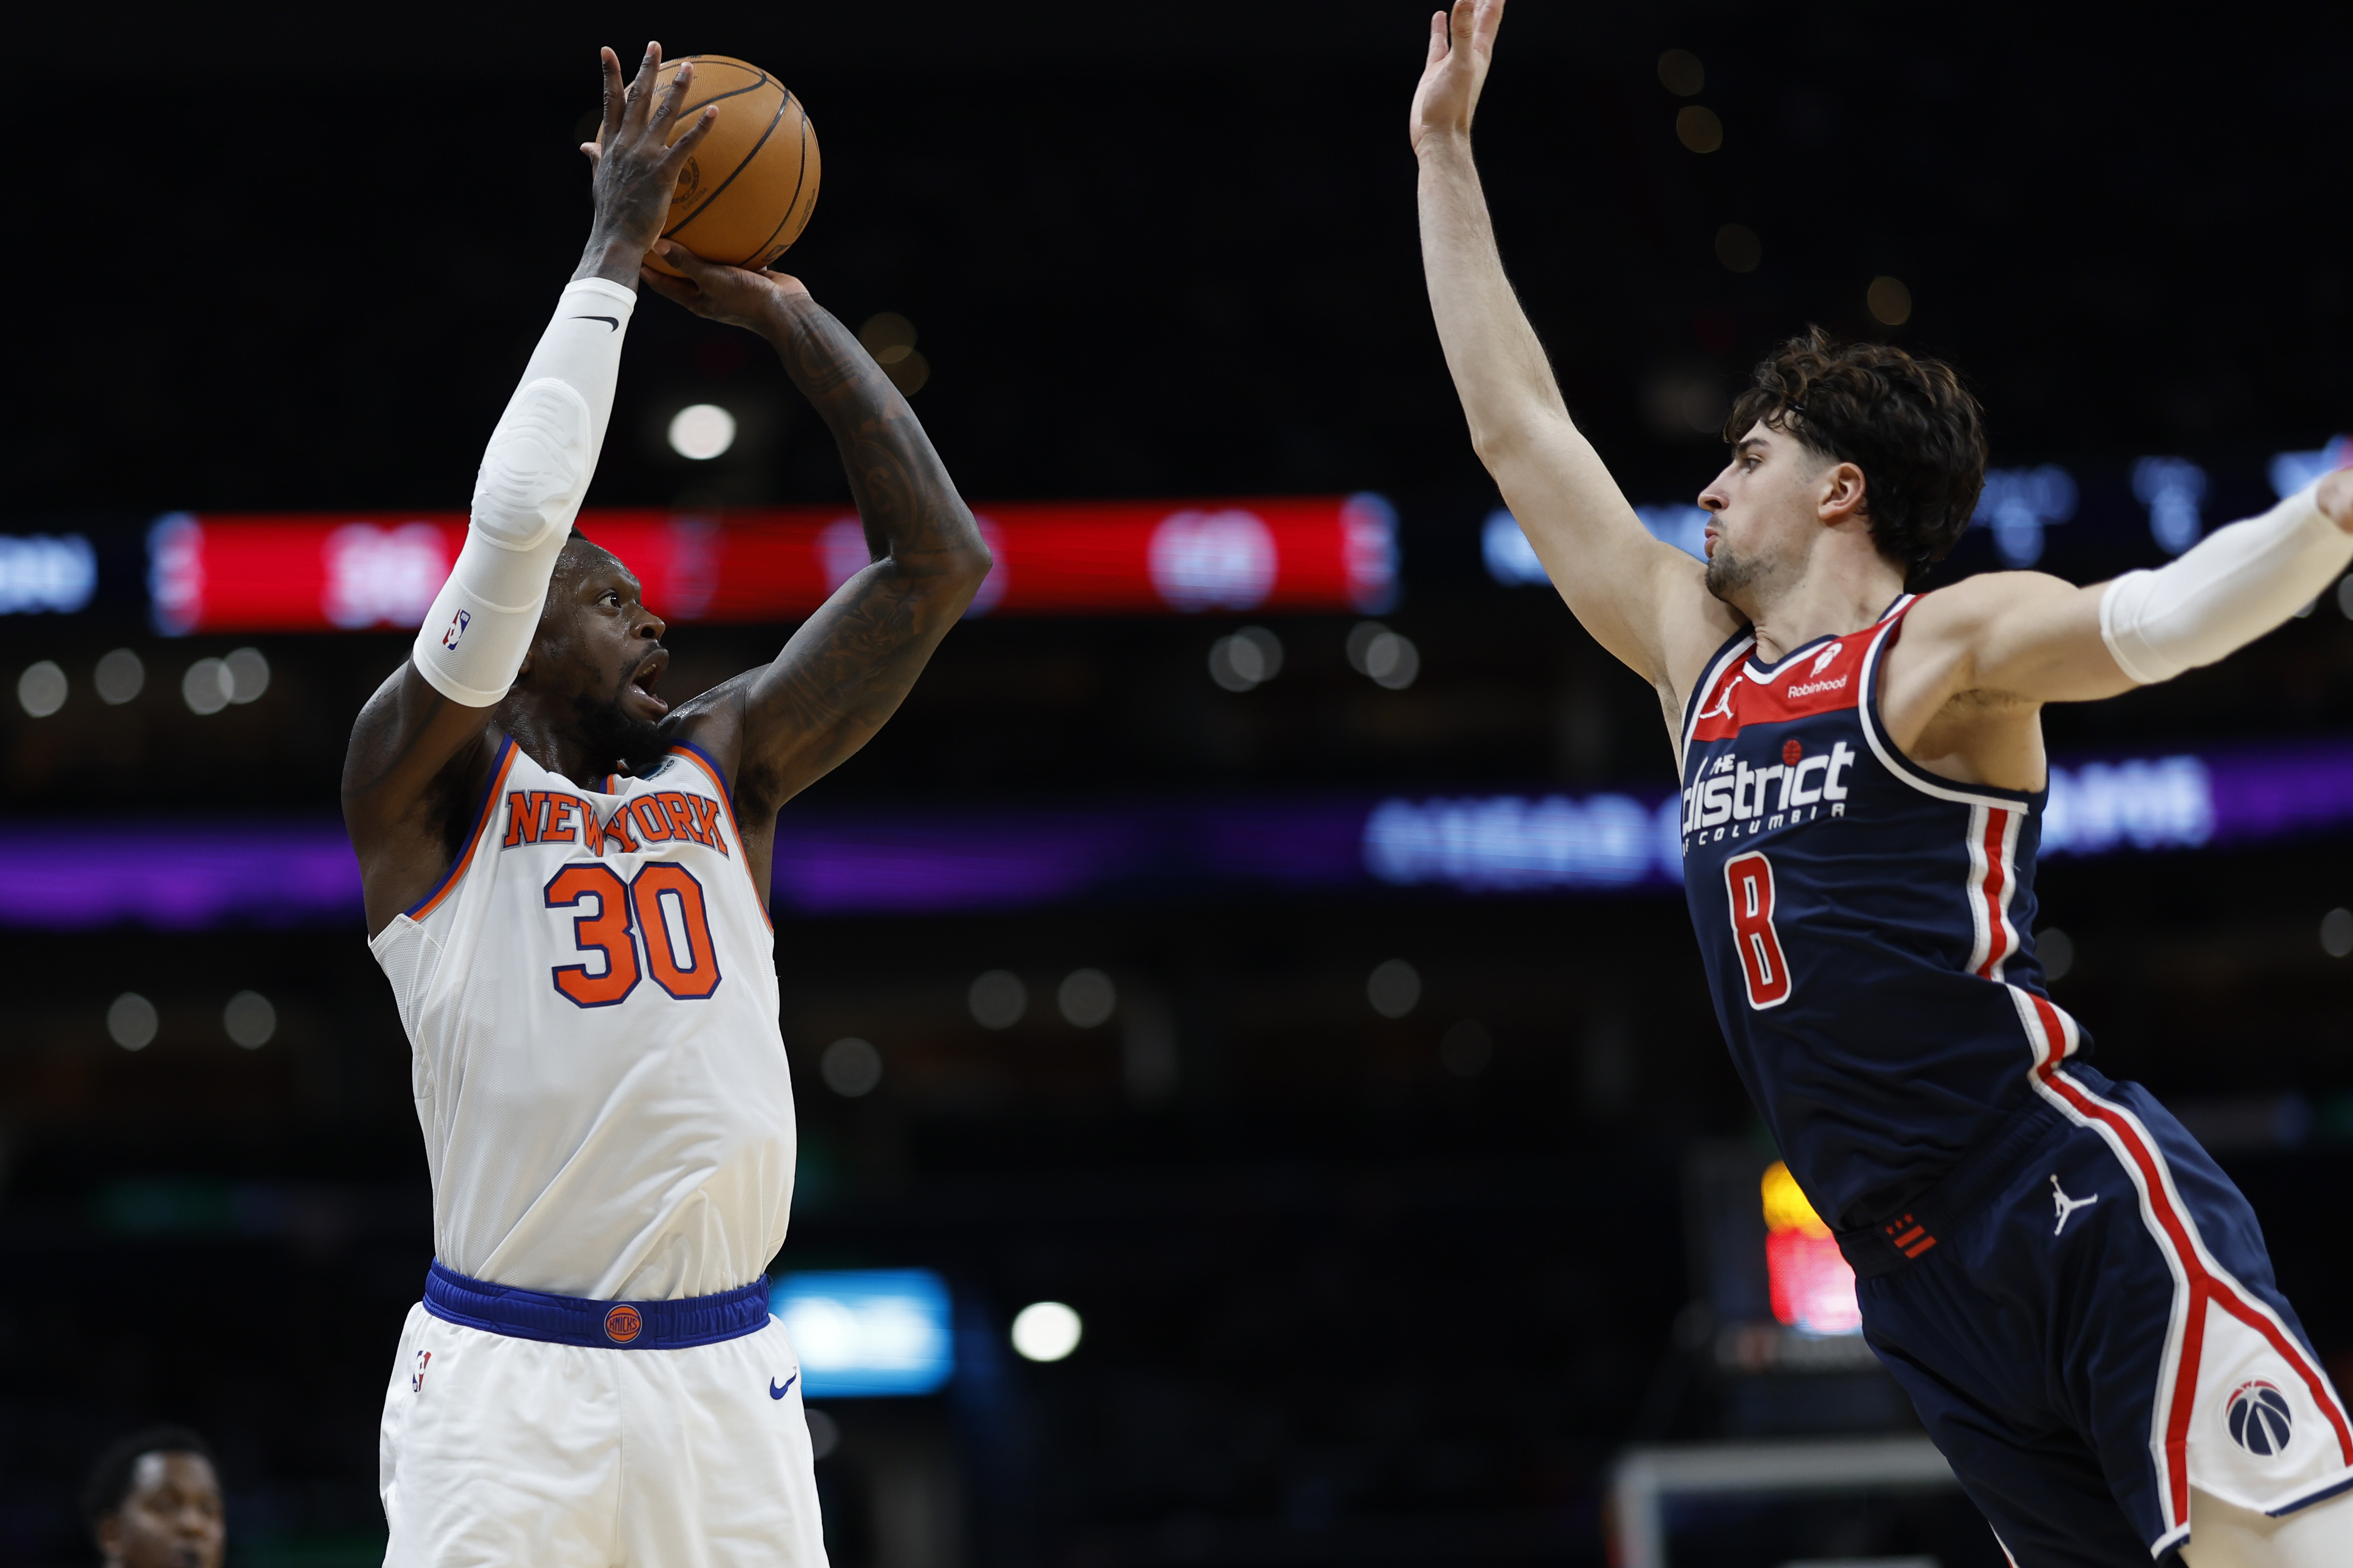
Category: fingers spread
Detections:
[
  {"x1": 664, "y1": 104, "x2": 720, "y2": 163},
  {"x1": 598, "y1": 46, "x2": 625, "y2": 140},
  {"x1": 653, "y1": 58, "x2": 693, "y2": 125},
  {"x1": 624, "y1": 42, "x2": 663, "y2": 125}
]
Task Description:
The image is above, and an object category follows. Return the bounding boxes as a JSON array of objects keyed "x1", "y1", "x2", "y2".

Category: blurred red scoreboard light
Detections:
[{"x1": 148, "y1": 495, "x2": 1397, "y2": 634}]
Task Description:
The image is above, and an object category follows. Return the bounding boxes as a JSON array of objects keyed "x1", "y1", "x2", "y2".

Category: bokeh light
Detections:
[
  {"x1": 822, "y1": 1037, "x2": 884, "y2": 1097},
  {"x1": 667, "y1": 403, "x2": 738, "y2": 461},
  {"x1": 1715, "y1": 223, "x2": 1762, "y2": 274},
  {"x1": 2038, "y1": 929, "x2": 2075, "y2": 982},
  {"x1": 94, "y1": 649, "x2": 144, "y2": 705},
  {"x1": 16, "y1": 660, "x2": 66, "y2": 717},
  {"x1": 182, "y1": 658, "x2": 232, "y2": 715},
  {"x1": 1868, "y1": 276, "x2": 1914, "y2": 326},
  {"x1": 1367, "y1": 958, "x2": 1421, "y2": 1019},
  {"x1": 108, "y1": 993, "x2": 158, "y2": 1051},
  {"x1": 1676, "y1": 106, "x2": 1723, "y2": 154},
  {"x1": 969, "y1": 970, "x2": 1027, "y2": 1030},
  {"x1": 1010, "y1": 1301, "x2": 1083, "y2": 1362},
  {"x1": 1657, "y1": 49, "x2": 1704, "y2": 96},
  {"x1": 2322, "y1": 909, "x2": 2353, "y2": 959},
  {"x1": 224, "y1": 991, "x2": 277, "y2": 1049},
  {"x1": 1058, "y1": 969, "x2": 1117, "y2": 1029}
]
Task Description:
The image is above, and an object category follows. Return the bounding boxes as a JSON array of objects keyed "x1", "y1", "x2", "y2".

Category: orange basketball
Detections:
[{"x1": 640, "y1": 55, "x2": 820, "y2": 278}]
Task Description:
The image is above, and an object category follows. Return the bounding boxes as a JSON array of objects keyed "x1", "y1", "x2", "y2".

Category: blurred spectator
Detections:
[{"x1": 79, "y1": 1426, "x2": 223, "y2": 1568}]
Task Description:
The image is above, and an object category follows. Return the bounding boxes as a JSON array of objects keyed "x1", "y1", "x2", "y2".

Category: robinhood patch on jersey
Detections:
[{"x1": 1690, "y1": 631, "x2": 1872, "y2": 743}]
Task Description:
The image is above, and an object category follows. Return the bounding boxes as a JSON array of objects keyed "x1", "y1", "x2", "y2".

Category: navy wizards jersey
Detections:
[{"x1": 1678, "y1": 596, "x2": 2088, "y2": 1229}]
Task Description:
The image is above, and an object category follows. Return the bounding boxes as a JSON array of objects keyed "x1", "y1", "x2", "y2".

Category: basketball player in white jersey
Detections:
[{"x1": 341, "y1": 44, "x2": 990, "y2": 1566}]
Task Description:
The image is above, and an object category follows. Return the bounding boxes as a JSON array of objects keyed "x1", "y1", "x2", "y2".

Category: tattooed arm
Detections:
[{"x1": 643, "y1": 243, "x2": 992, "y2": 894}]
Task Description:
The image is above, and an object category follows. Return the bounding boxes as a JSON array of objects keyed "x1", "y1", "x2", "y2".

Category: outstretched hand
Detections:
[
  {"x1": 638, "y1": 241, "x2": 812, "y2": 331},
  {"x1": 1409, "y1": 0, "x2": 1504, "y2": 158},
  {"x1": 574, "y1": 43, "x2": 720, "y2": 280}
]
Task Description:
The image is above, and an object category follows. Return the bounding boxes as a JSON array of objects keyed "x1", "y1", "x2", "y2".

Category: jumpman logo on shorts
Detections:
[{"x1": 2050, "y1": 1175, "x2": 2099, "y2": 1236}]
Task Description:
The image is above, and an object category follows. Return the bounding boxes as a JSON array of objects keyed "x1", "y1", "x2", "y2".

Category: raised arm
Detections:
[
  {"x1": 1411, "y1": 0, "x2": 1738, "y2": 698},
  {"x1": 342, "y1": 44, "x2": 715, "y2": 933},
  {"x1": 642, "y1": 249, "x2": 991, "y2": 844},
  {"x1": 1884, "y1": 471, "x2": 2353, "y2": 776}
]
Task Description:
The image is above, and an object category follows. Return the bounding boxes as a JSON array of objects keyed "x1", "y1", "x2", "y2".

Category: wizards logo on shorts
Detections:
[{"x1": 2226, "y1": 1379, "x2": 2294, "y2": 1457}]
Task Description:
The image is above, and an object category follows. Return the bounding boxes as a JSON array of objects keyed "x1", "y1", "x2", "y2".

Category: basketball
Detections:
[{"x1": 640, "y1": 54, "x2": 820, "y2": 278}]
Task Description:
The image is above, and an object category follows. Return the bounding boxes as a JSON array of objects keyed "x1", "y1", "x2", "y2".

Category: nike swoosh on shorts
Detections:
[{"x1": 769, "y1": 1373, "x2": 798, "y2": 1400}]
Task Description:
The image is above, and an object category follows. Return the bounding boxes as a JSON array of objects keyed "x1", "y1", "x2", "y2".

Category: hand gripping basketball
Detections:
[
  {"x1": 638, "y1": 241, "x2": 810, "y2": 334},
  {"x1": 580, "y1": 44, "x2": 720, "y2": 268}
]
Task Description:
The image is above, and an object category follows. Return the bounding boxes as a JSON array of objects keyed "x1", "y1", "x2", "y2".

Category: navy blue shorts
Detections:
[{"x1": 1848, "y1": 1063, "x2": 2353, "y2": 1563}]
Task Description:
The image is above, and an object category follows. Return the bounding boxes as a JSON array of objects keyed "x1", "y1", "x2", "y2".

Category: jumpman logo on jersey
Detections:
[
  {"x1": 2051, "y1": 1175, "x2": 2099, "y2": 1235},
  {"x1": 1699, "y1": 680, "x2": 1738, "y2": 726}
]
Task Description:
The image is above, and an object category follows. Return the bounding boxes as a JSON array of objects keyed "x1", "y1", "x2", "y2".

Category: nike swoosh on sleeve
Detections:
[{"x1": 570, "y1": 315, "x2": 621, "y2": 330}]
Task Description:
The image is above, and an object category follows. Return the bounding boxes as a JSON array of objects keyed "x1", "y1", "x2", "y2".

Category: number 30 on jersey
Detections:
[
  {"x1": 544, "y1": 862, "x2": 723, "y2": 1007},
  {"x1": 1724, "y1": 851, "x2": 1792, "y2": 1010}
]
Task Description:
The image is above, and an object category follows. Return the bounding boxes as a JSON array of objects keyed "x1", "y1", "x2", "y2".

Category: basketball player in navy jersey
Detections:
[{"x1": 1413, "y1": 5, "x2": 2353, "y2": 1564}]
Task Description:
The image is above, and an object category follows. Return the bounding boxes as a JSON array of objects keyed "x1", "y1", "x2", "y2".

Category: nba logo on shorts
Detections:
[
  {"x1": 441, "y1": 608, "x2": 470, "y2": 650},
  {"x1": 2225, "y1": 1379, "x2": 2293, "y2": 1457},
  {"x1": 604, "y1": 1305, "x2": 643, "y2": 1345}
]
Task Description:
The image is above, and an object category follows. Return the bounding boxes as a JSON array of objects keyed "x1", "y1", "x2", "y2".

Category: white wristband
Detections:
[
  {"x1": 412, "y1": 277, "x2": 637, "y2": 707},
  {"x1": 2099, "y1": 479, "x2": 2351, "y2": 686}
]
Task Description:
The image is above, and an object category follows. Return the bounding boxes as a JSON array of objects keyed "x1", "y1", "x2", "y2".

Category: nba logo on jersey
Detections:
[
  {"x1": 2226, "y1": 1379, "x2": 2294, "y2": 1457},
  {"x1": 441, "y1": 608, "x2": 470, "y2": 650}
]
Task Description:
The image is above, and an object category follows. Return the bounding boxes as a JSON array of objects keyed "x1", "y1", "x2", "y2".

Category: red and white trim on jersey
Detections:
[
  {"x1": 1965, "y1": 804, "x2": 2025, "y2": 981},
  {"x1": 1853, "y1": 599, "x2": 2044, "y2": 996},
  {"x1": 2014, "y1": 997, "x2": 2353, "y2": 1546}
]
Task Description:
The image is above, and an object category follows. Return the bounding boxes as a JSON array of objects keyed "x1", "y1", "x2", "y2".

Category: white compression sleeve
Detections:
[
  {"x1": 2099, "y1": 479, "x2": 2352, "y2": 686},
  {"x1": 410, "y1": 276, "x2": 637, "y2": 706}
]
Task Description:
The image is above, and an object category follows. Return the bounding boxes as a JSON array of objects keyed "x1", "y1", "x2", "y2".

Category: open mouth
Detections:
[{"x1": 625, "y1": 647, "x2": 671, "y2": 717}]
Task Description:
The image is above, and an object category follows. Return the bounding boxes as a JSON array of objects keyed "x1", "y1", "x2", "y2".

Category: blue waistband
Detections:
[{"x1": 422, "y1": 1260, "x2": 772, "y2": 1349}]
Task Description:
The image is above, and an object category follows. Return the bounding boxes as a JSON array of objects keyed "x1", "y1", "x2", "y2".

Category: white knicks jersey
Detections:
[{"x1": 368, "y1": 735, "x2": 792, "y2": 1301}]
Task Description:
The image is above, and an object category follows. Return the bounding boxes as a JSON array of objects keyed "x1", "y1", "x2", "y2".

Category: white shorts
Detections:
[{"x1": 378, "y1": 1304, "x2": 828, "y2": 1567}]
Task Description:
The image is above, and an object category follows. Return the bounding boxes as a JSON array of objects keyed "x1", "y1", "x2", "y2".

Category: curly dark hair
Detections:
[{"x1": 1723, "y1": 327, "x2": 1988, "y2": 579}]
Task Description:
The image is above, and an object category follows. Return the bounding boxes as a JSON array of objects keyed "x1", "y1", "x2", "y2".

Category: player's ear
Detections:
[{"x1": 1820, "y1": 461, "x2": 1869, "y2": 526}]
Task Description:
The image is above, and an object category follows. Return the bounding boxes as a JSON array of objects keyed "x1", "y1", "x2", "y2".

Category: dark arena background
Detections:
[{"x1": 7, "y1": 3, "x2": 2353, "y2": 1565}]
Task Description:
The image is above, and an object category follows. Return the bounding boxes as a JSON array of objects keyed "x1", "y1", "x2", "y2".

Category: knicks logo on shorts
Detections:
[
  {"x1": 2225, "y1": 1379, "x2": 2294, "y2": 1457},
  {"x1": 604, "y1": 1304, "x2": 644, "y2": 1345}
]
